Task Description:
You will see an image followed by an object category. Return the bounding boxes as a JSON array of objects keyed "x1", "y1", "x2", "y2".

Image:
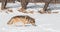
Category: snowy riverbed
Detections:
[{"x1": 0, "y1": 2, "x2": 60, "y2": 32}]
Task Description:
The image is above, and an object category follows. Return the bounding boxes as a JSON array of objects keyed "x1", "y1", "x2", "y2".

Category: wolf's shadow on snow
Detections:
[{"x1": 15, "y1": 25, "x2": 37, "y2": 27}]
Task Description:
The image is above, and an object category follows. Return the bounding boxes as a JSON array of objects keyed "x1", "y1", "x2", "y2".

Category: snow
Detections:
[{"x1": 0, "y1": 2, "x2": 60, "y2": 32}]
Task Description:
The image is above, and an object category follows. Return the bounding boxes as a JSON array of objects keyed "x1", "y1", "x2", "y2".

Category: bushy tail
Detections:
[{"x1": 7, "y1": 18, "x2": 13, "y2": 25}]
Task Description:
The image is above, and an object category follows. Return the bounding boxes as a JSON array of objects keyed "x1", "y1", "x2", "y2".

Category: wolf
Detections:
[{"x1": 7, "y1": 15, "x2": 36, "y2": 26}]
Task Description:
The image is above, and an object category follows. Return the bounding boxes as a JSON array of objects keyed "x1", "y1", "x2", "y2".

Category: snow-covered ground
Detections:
[{"x1": 0, "y1": 2, "x2": 60, "y2": 32}]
